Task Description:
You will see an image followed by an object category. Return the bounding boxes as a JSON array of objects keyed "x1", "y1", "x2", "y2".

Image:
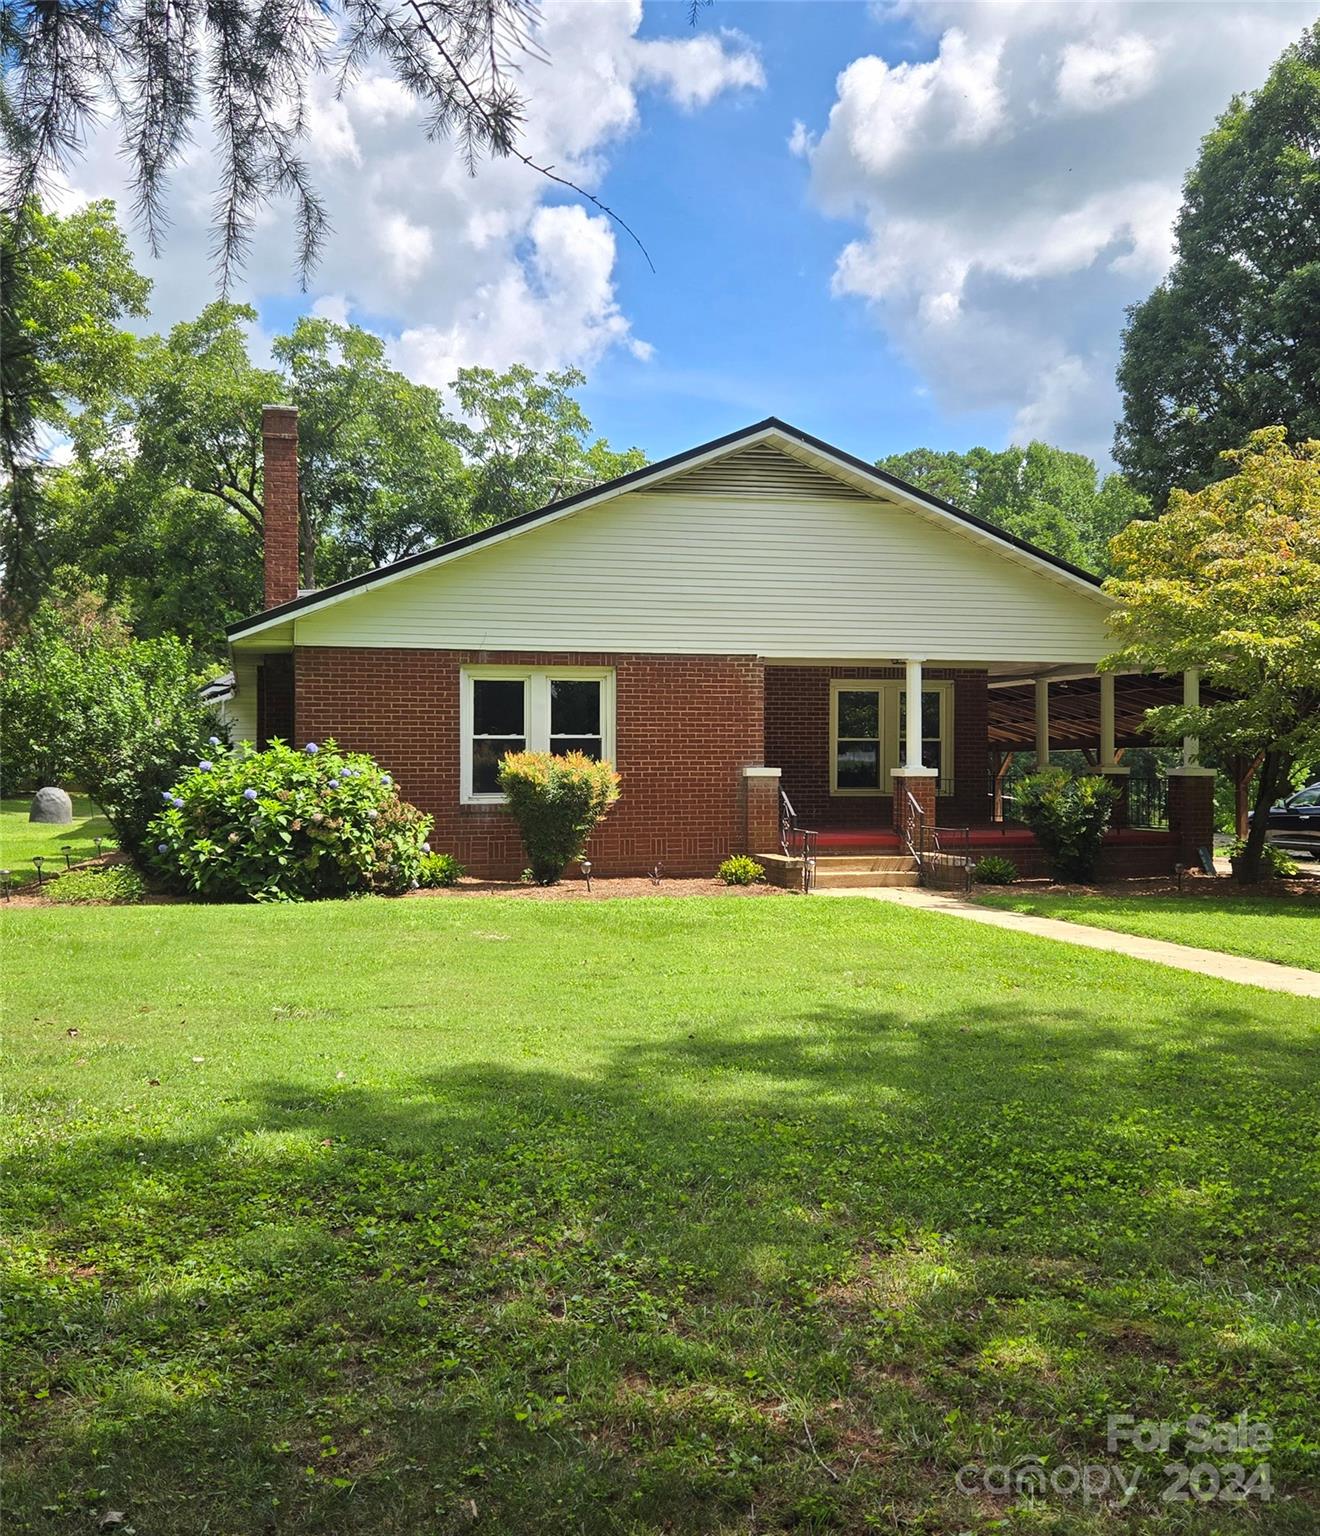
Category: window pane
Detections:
[
  {"x1": 473, "y1": 679, "x2": 524, "y2": 736},
  {"x1": 472, "y1": 737, "x2": 524, "y2": 795},
  {"x1": 837, "y1": 690, "x2": 879, "y2": 740},
  {"x1": 836, "y1": 741, "x2": 880, "y2": 789},
  {"x1": 921, "y1": 689, "x2": 941, "y2": 736},
  {"x1": 922, "y1": 741, "x2": 942, "y2": 776},
  {"x1": 550, "y1": 679, "x2": 600, "y2": 736},
  {"x1": 552, "y1": 736, "x2": 602, "y2": 761}
]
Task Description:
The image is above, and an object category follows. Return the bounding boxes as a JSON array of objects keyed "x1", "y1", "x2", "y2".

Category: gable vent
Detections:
[{"x1": 651, "y1": 442, "x2": 874, "y2": 500}]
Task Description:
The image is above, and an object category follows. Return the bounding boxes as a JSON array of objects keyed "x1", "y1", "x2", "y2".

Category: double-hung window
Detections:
[
  {"x1": 462, "y1": 667, "x2": 614, "y2": 803},
  {"x1": 829, "y1": 679, "x2": 954, "y2": 796}
]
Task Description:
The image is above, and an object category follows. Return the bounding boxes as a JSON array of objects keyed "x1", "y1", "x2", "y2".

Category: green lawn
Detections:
[
  {"x1": 3, "y1": 897, "x2": 1318, "y2": 1534},
  {"x1": 975, "y1": 889, "x2": 1320, "y2": 972},
  {"x1": 0, "y1": 796, "x2": 115, "y2": 886}
]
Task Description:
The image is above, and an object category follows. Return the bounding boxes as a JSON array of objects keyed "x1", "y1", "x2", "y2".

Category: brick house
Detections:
[{"x1": 224, "y1": 408, "x2": 1216, "y2": 883}]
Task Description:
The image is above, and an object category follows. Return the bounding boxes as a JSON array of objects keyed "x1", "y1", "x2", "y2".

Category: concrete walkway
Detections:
[{"x1": 821, "y1": 885, "x2": 1320, "y2": 999}]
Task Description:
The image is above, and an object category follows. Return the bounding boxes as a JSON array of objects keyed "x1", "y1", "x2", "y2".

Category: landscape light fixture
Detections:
[
  {"x1": 62, "y1": 844, "x2": 73, "y2": 869},
  {"x1": 0, "y1": 870, "x2": 10, "y2": 901},
  {"x1": 581, "y1": 859, "x2": 593, "y2": 892},
  {"x1": 31, "y1": 856, "x2": 46, "y2": 886}
]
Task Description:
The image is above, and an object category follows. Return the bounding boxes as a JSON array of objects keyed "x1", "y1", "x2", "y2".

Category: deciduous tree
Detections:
[
  {"x1": 1115, "y1": 25, "x2": 1320, "y2": 507},
  {"x1": 1104, "y1": 428, "x2": 1320, "y2": 882},
  {"x1": 878, "y1": 442, "x2": 1147, "y2": 574},
  {"x1": 452, "y1": 364, "x2": 646, "y2": 527},
  {"x1": 0, "y1": 200, "x2": 149, "y2": 621}
]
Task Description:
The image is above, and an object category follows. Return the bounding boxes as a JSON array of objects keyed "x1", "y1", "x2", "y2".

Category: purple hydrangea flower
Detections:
[
  {"x1": 305, "y1": 742, "x2": 319, "y2": 755},
  {"x1": 422, "y1": 842, "x2": 431, "y2": 853},
  {"x1": 172, "y1": 797, "x2": 185, "y2": 809},
  {"x1": 157, "y1": 843, "x2": 169, "y2": 854},
  {"x1": 327, "y1": 778, "x2": 340, "y2": 789},
  {"x1": 381, "y1": 773, "x2": 391, "y2": 785},
  {"x1": 198, "y1": 760, "x2": 213, "y2": 772},
  {"x1": 162, "y1": 790, "x2": 173, "y2": 802},
  {"x1": 243, "y1": 787, "x2": 258, "y2": 801},
  {"x1": 209, "y1": 736, "x2": 221, "y2": 746}
]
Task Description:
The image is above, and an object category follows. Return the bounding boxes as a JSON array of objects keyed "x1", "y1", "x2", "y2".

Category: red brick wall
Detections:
[
  {"x1": 293, "y1": 648, "x2": 765, "y2": 878},
  {"x1": 1168, "y1": 771, "x2": 1217, "y2": 866},
  {"x1": 262, "y1": 405, "x2": 300, "y2": 609},
  {"x1": 764, "y1": 666, "x2": 989, "y2": 827}
]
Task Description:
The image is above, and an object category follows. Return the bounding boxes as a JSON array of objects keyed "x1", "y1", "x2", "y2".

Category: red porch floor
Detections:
[{"x1": 811, "y1": 824, "x2": 1176, "y2": 852}]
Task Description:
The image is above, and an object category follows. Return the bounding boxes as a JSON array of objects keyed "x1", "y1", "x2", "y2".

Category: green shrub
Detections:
[
  {"x1": 718, "y1": 855, "x2": 765, "y2": 886},
  {"x1": 0, "y1": 582, "x2": 222, "y2": 848},
  {"x1": 1014, "y1": 768, "x2": 1119, "y2": 883},
  {"x1": 148, "y1": 739, "x2": 432, "y2": 902},
  {"x1": 1227, "y1": 837, "x2": 1299, "y2": 878},
  {"x1": 46, "y1": 865, "x2": 145, "y2": 905},
  {"x1": 497, "y1": 751, "x2": 621, "y2": 885},
  {"x1": 419, "y1": 851, "x2": 465, "y2": 887},
  {"x1": 972, "y1": 854, "x2": 1018, "y2": 885}
]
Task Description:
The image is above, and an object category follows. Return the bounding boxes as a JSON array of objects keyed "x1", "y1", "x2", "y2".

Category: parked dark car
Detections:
[{"x1": 1252, "y1": 781, "x2": 1320, "y2": 859}]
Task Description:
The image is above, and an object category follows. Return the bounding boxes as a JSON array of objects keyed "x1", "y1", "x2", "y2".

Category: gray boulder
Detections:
[{"x1": 29, "y1": 786, "x2": 73, "y2": 825}]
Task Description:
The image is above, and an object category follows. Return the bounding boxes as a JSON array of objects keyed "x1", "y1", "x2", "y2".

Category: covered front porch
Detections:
[{"x1": 748, "y1": 658, "x2": 1217, "y2": 887}]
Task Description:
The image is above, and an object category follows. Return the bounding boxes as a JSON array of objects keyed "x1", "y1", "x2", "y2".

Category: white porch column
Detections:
[
  {"x1": 904, "y1": 658, "x2": 925, "y2": 771},
  {"x1": 1099, "y1": 673, "x2": 1117, "y2": 768},
  {"x1": 1182, "y1": 667, "x2": 1201, "y2": 767},
  {"x1": 1034, "y1": 678, "x2": 1050, "y2": 769}
]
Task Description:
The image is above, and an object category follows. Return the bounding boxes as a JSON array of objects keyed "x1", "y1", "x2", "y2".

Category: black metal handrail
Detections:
[
  {"x1": 927, "y1": 824, "x2": 973, "y2": 893},
  {"x1": 902, "y1": 791, "x2": 973, "y2": 892},
  {"x1": 1128, "y1": 776, "x2": 1169, "y2": 829},
  {"x1": 779, "y1": 787, "x2": 818, "y2": 894}
]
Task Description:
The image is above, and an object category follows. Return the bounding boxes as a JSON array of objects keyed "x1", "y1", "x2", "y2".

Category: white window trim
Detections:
[
  {"x1": 460, "y1": 666, "x2": 615, "y2": 805},
  {"x1": 828, "y1": 679, "x2": 954, "y2": 797}
]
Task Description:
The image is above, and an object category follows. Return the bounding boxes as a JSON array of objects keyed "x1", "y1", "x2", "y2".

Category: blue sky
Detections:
[
  {"x1": 578, "y1": 2, "x2": 983, "y2": 460},
  {"x1": 63, "y1": 1, "x2": 1315, "y2": 470}
]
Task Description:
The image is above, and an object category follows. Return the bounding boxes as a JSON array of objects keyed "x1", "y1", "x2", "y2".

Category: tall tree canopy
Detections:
[
  {"x1": 452, "y1": 365, "x2": 647, "y2": 526},
  {"x1": 1114, "y1": 24, "x2": 1320, "y2": 508},
  {"x1": 5, "y1": 204, "x2": 646, "y2": 660},
  {"x1": 0, "y1": 200, "x2": 149, "y2": 621},
  {"x1": 877, "y1": 442, "x2": 1147, "y2": 574},
  {"x1": 1104, "y1": 427, "x2": 1320, "y2": 882}
]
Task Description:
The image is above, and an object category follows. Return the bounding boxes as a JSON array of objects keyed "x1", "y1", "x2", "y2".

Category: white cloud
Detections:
[
  {"x1": 1056, "y1": 32, "x2": 1160, "y2": 114},
  {"x1": 633, "y1": 28, "x2": 766, "y2": 110},
  {"x1": 55, "y1": 0, "x2": 763, "y2": 385},
  {"x1": 811, "y1": 28, "x2": 1006, "y2": 194},
  {"x1": 390, "y1": 204, "x2": 637, "y2": 386},
  {"x1": 800, "y1": 0, "x2": 1307, "y2": 461}
]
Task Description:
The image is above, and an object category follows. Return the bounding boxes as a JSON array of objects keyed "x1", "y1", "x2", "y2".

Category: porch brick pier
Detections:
[
  {"x1": 891, "y1": 770, "x2": 937, "y2": 840},
  {"x1": 743, "y1": 766, "x2": 781, "y2": 854},
  {"x1": 1168, "y1": 768, "x2": 1216, "y2": 867}
]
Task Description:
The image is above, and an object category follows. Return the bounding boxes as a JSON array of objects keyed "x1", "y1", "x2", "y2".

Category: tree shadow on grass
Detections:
[{"x1": 5, "y1": 996, "x2": 1319, "y2": 1535}]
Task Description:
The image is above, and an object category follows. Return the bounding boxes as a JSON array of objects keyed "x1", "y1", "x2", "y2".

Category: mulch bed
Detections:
[
  {"x1": 409, "y1": 877, "x2": 787, "y2": 901},
  {"x1": 3, "y1": 857, "x2": 787, "y2": 907}
]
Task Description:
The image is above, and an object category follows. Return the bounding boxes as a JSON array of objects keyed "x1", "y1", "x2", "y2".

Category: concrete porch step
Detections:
[
  {"x1": 757, "y1": 852, "x2": 921, "y2": 890},
  {"x1": 812, "y1": 868, "x2": 921, "y2": 889}
]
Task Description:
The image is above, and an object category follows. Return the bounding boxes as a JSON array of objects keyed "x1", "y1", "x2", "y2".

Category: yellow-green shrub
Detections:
[{"x1": 496, "y1": 752, "x2": 620, "y2": 884}]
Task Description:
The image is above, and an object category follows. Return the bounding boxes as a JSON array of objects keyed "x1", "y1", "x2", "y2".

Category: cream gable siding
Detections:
[
  {"x1": 289, "y1": 485, "x2": 1113, "y2": 663},
  {"x1": 228, "y1": 655, "x2": 260, "y2": 744}
]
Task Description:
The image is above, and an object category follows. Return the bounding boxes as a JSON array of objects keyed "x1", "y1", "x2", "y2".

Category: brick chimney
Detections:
[{"x1": 262, "y1": 404, "x2": 300, "y2": 609}]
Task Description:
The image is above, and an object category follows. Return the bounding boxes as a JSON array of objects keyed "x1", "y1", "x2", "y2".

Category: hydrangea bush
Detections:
[{"x1": 148, "y1": 739, "x2": 433, "y2": 901}]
